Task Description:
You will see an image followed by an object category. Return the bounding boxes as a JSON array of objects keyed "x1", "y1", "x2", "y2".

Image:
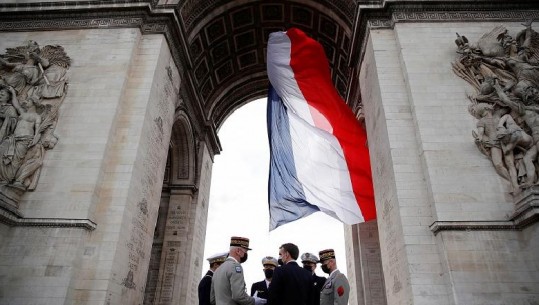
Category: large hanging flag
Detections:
[{"x1": 266, "y1": 28, "x2": 375, "y2": 231}]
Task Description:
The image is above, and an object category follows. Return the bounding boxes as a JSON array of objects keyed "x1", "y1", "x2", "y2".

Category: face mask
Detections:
[
  {"x1": 303, "y1": 265, "x2": 313, "y2": 272},
  {"x1": 264, "y1": 269, "x2": 274, "y2": 279},
  {"x1": 240, "y1": 252, "x2": 248, "y2": 263},
  {"x1": 321, "y1": 264, "x2": 330, "y2": 274},
  {"x1": 277, "y1": 258, "x2": 284, "y2": 266}
]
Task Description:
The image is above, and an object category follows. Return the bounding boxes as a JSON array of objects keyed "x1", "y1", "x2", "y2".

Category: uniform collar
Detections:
[{"x1": 329, "y1": 268, "x2": 340, "y2": 278}]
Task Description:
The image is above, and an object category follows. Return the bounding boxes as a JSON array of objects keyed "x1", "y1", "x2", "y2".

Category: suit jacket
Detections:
[
  {"x1": 319, "y1": 269, "x2": 349, "y2": 305},
  {"x1": 267, "y1": 261, "x2": 313, "y2": 305},
  {"x1": 199, "y1": 270, "x2": 214, "y2": 305},
  {"x1": 210, "y1": 257, "x2": 255, "y2": 305},
  {"x1": 250, "y1": 279, "x2": 269, "y2": 299},
  {"x1": 311, "y1": 274, "x2": 326, "y2": 305}
]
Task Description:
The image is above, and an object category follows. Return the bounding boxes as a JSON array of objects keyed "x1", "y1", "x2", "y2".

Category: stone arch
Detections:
[
  {"x1": 168, "y1": 111, "x2": 197, "y2": 187},
  {"x1": 178, "y1": 0, "x2": 357, "y2": 129}
]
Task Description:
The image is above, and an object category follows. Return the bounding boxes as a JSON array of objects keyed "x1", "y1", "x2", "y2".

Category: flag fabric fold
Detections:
[{"x1": 267, "y1": 28, "x2": 375, "y2": 231}]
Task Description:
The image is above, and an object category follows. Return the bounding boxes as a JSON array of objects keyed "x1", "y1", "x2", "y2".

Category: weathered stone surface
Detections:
[{"x1": 0, "y1": 2, "x2": 538, "y2": 305}]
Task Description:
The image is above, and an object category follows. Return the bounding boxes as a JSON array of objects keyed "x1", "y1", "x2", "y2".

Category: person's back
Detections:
[
  {"x1": 212, "y1": 258, "x2": 252, "y2": 305},
  {"x1": 267, "y1": 243, "x2": 313, "y2": 305},
  {"x1": 212, "y1": 259, "x2": 231, "y2": 303},
  {"x1": 269, "y1": 262, "x2": 313, "y2": 305}
]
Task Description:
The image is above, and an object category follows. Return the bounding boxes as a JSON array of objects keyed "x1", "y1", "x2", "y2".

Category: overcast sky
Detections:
[{"x1": 202, "y1": 98, "x2": 348, "y2": 290}]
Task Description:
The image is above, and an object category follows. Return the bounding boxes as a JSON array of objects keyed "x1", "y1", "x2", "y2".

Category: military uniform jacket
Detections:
[
  {"x1": 250, "y1": 279, "x2": 269, "y2": 299},
  {"x1": 319, "y1": 270, "x2": 349, "y2": 305},
  {"x1": 210, "y1": 257, "x2": 255, "y2": 305},
  {"x1": 311, "y1": 274, "x2": 326, "y2": 305},
  {"x1": 199, "y1": 270, "x2": 214, "y2": 305}
]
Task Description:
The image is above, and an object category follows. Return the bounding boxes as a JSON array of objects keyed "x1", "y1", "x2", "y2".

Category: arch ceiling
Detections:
[
  {"x1": 2, "y1": 0, "x2": 532, "y2": 151},
  {"x1": 176, "y1": 0, "x2": 357, "y2": 129}
]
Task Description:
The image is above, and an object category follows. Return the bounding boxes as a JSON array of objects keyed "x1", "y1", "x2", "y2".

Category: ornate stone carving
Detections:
[
  {"x1": 452, "y1": 20, "x2": 539, "y2": 196},
  {"x1": 0, "y1": 41, "x2": 70, "y2": 213}
]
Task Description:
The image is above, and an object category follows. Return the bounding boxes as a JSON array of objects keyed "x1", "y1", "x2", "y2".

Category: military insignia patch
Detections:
[
  {"x1": 235, "y1": 266, "x2": 242, "y2": 273},
  {"x1": 337, "y1": 286, "x2": 345, "y2": 296},
  {"x1": 324, "y1": 282, "x2": 332, "y2": 289}
]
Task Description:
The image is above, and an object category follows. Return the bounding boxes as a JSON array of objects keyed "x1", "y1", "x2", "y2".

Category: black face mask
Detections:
[
  {"x1": 277, "y1": 258, "x2": 284, "y2": 266},
  {"x1": 303, "y1": 265, "x2": 313, "y2": 272},
  {"x1": 264, "y1": 269, "x2": 274, "y2": 279},
  {"x1": 240, "y1": 252, "x2": 248, "y2": 263},
  {"x1": 321, "y1": 264, "x2": 330, "y2": 274}
]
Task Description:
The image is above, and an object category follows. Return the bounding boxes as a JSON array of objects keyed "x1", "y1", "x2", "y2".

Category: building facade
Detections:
[{"x1": 0, "y1": 1, "x2": 537, "y2": 304}]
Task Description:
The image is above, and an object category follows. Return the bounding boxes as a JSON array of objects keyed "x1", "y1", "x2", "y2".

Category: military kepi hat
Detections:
[
  {"x1": 230, "y1": 236, "x2": 252, "y2": 250},
  {"x1": 261, "y1": 256, "x2": 278, "y2": 267},
  {"x1": 318, "y1": 249, "x2": 335, "y2": 262},
  {"x1": 207, "y1": 251, "x2": 228, "y2": 264}
]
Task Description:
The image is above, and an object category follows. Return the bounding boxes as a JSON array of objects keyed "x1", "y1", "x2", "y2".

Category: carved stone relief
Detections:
[
  {"x1": 452, "y1": 20, "x2": 539, "y2": 196},
  {"x1": 0, "y1": 41, "x2": 70, "y2": 213}
]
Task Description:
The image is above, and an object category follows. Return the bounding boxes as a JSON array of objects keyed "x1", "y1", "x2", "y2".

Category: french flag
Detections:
[{"x1": 267, "y1": 28, "x2": 375, "y2": 230}]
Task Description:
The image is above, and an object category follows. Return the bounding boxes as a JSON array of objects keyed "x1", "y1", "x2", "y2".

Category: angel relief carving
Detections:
[
  {"x1": 0, "y1": 41, "x2": 70, "y2": 212},
  {"x1": 453, "y1": 20, "x2": 539, "y2": 195}
]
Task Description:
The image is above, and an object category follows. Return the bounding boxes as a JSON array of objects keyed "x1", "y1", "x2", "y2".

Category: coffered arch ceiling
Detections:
[{"x1": 177, "y1": 0, "x2": 357, "y2": 129}]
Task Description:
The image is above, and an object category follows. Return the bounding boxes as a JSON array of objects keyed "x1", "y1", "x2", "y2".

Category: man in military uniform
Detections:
[
  {"x1": 318, "y1": 249, "x2": 349, "y2": 305},
  {"x1": 199, "y1": 252, "x2": 228, "y2": 305},
  {"x1": 251, "y1": 256, "x2": 278, "y2": 299},
  {"x1": 300, "y1": 252, "x2": 326, "y2": 305},
  {"x1": 211, "y1": 236, "x2": 266, "y2": 305}
]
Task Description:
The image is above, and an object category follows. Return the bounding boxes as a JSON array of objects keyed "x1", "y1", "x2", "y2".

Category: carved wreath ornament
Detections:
[{"x1": 452, "y1": 20, "x2": 539, "y2": 195}]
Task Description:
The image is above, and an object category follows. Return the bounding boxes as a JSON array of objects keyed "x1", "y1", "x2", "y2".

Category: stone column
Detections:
[
  {"x1": 153, "y1": 141, "x2": 213, "y2": 305},
  {"x1": 360, "y1": 27, "x2": 452, "y2": 305},
  {"x1": 153, "y1": 190, "x2": 195, "y2": 304},
  {"x1": 360, "y1": 20, "x2": 539, "y2": 305},
  {"x1": 346, "y1": 221, "x2": 386, "y2": 305},
  {"x1": 0, "y1": 29, "x2": 179, "y2": 305}
]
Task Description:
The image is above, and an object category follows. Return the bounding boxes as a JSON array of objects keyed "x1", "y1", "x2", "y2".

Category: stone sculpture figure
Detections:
[
  {"x1": 0, "y1": 40, "x2": 49, "y2": 98},
  {"x1": 453, "y1": 21, "x2": 539, "y2": 194},
  {"x1": 470, "y1": 102, "x2": 511, "y2": 181},
  {"x1": 497, "y1": 113, "x2": 533, "y2": 194},
  {"x1": 492, "y1": 80, "x2": 539, "y2": 188},
  {"x1": 0, "y1": 41, "x2": 70, "y2": 212},
  {"x1": 0, "y1": 84, "x2": 18, "y2": 141},
  {"x1": 0, "y1": 88, "x2": 42, "y2": 188}
]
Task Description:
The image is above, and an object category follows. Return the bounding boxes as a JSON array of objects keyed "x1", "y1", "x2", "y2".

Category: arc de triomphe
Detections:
[{"x1": 0, "y1": 1, "x2": 538, "y2": 305}]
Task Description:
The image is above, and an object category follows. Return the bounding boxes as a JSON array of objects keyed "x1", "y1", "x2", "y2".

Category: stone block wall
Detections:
[
  {"x1": 361, "y1": 22, "x2": 539, "y2": 305},
  {"x1": 0, "y1": 28, "x2": 179, "y2": 305}
]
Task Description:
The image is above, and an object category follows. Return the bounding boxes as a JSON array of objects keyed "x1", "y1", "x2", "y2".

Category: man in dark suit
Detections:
[
  {"x1": 250, "y1": 256, "x2": 278, "y2": 299},
  {"x1": 198, "y1": 252, "x2": 228, "y2": 305},
  {"x1": 300, "y1": 252, "x2": 326, "y2": 305},
  {"x1": 267, "y1": 243, "x2": 313, "y2": 305}
]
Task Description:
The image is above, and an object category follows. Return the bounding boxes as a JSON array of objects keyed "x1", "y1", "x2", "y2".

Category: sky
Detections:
[{"x1": 201, "y1": 97, "x2": 348, "y2": 290}]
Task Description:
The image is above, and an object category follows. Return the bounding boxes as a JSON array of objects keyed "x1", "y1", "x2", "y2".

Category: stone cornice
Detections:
[
  {"x1": 0, "y1": 4, "x2": 214, "y2": 155},
  {"x1": 430, "y1": 188, "x2": 539, "y2": 234},
  {"x1": 350, "y1": 0, "x2": 539, "y2": 69},
  {"x1": 0, "y1": 208, "x2": 97, "y2": 230}
]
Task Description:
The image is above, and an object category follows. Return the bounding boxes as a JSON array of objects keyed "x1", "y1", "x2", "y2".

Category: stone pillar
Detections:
[
  {"x1": 152, "y1": 141, "x2": 213, "y2": 305},
  {"x1": 346, "y1": 221, "x2": 387, "y2": 305},
  {"x1": 154, "y1": 190, "x2": 195, "y2": 304},
  {"x1": 360, "y1": 21, "x2": 539, "y2": 305},
  {"x1": 0, "y1": 29, "x2": 181, "y2": 304},
  {"x1": 360, "y1": 27, "x2": 452, "y2": 305},
  {"x1": 70, "y1": 33, "x2": 179, "y2": 305}
]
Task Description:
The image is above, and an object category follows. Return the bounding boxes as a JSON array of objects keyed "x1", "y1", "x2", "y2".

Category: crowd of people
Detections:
[{"x1": 198, "y1": 236, "x2": 350, "y2": 305}]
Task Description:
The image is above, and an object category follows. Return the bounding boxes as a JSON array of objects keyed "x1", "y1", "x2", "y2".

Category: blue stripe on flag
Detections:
[{"x1": 267, "y1": 85, "x2": 320, "y2": 231}]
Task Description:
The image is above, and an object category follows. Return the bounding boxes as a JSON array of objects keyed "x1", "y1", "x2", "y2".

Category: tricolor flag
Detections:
[{"x1": 267, "y1": 28, "x2": 375, "y2": 230}]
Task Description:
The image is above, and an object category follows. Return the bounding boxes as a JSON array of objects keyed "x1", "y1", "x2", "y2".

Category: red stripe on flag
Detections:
[{"x1": 286, "y1": 28, "x2": 376, "y2": 220}]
